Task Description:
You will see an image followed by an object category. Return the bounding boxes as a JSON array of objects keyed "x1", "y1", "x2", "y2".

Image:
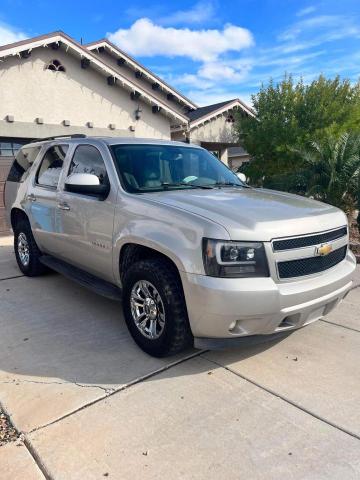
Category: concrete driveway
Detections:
[{"x1": 1, "y1": 236, "x2": 360, "y2": 480}]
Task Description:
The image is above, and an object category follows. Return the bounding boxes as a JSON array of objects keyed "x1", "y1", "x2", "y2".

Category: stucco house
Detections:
[
  {"x1": 171, "y1": 98, "x2": 254, "y2": 166},
  {"x1": 0, "y1": 30, "x2": 253, "y2": 233}
]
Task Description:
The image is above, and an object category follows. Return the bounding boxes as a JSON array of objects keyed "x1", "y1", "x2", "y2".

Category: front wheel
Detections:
[{"x1": 122, "y1": 259, "x2": 192, "y2": 357}]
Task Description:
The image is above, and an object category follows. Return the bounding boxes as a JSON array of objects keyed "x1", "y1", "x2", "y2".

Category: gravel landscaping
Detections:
[{"x1": 0, "y1": 409, "x2": 19, "y2": 446}]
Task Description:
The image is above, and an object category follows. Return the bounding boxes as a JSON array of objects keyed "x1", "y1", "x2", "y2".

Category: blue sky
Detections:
[{"x1": 0, "y1": 0, "x2": 359, "y2": 106}]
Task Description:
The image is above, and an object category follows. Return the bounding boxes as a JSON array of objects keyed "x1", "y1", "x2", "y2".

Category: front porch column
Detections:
[{"x1": 220, "y1": 148, "x2": 228, "y2": 166}]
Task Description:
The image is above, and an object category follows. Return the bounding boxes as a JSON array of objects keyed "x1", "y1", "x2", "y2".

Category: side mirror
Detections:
[
  {"x1": 65, "y1": 173, "x2": 110, "y2": 198},
  {"x1": 236, "y1": 172, "x2": 247, "y2": 183}
]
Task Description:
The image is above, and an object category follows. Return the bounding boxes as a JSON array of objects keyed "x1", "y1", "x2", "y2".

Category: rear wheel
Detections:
[
  {"x1": 13, "y1": 219, "x2": 47, "y2": 276},
  {"x1": 122, "y1": 258, "x2": 192, "y2": 357}
]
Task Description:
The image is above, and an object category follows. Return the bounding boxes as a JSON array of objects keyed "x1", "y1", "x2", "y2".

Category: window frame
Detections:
[
  {"x1": 35, "y1": 143, "x2": 69, "y2": 190},
  {"x1": 64, "y1": 144, "x2": 110, "y2": 198}
]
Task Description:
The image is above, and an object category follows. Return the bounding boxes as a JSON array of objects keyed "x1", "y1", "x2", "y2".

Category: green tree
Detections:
[
  {"x1": 295, "y1": 133, "x2": 360, "y2": 213},
  {"x1": 237, "y1": 75, "x2": 360, "y2": 187}
]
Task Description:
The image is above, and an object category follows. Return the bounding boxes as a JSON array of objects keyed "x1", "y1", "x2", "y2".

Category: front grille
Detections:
[
  {"x1": 273, "y1": 227, "x2": 347, "y2": 251},
  {"x1": 278, "y1": 246, "x2": 347, "y2": 279}
]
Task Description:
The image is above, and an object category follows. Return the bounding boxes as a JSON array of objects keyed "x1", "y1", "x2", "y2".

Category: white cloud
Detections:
[
  {"x1": 158, "y1": 1, "x2": 216, "y2": 26},
  {"x1": 108, "y1": 18, "x2": 253, "y2": 62},
  {"x1": 278, "y1": 14, "x2": 359, "y2": 42},
  {"x1": 296, "y1": 6, "x2": 317, "y2": 17},
  {"x1": 0, "y1": 22, "x2": 27, "y2": 46}
]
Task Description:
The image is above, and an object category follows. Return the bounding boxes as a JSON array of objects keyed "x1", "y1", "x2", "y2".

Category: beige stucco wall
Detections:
[
  {"x1": 90, "y1": 50, "x2": 187, "y2": 121},
  {"x1": 0, "y1": 47, "x2": 171, "y2": 139},
  {"x1": 189, "y1": 115, "x2": 236, "y2": 144}
]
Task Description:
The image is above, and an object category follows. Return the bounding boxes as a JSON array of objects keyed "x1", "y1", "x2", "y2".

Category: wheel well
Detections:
[
  {"x1": 119, "y1": 244, "x2": 180, "y2": 281},
  {"x1": 11, "y1": 208, "x2": 29, "y2": 230}
]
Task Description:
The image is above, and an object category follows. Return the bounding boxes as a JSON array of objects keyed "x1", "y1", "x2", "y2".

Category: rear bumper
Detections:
[{"x1": 180, "y1": 250, "x2": 356, "y2": 340}]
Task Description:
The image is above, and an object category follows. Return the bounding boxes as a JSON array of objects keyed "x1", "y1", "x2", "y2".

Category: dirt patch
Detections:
[{"x1": 0, "y1": 409, "x2": 19, "y2": 446}]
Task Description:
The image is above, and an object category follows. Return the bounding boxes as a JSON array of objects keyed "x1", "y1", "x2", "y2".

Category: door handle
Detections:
[
  {"x1": 27, "y1": 194, "x2": 36, "y2": 202},
  {"x1": 57, "y1": 202, "x2": 70, "y2": 211}
]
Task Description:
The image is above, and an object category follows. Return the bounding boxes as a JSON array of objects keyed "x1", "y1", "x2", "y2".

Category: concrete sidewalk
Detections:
[{"x1": 1, "y1": 236, "x2": 360, "y2": 479}]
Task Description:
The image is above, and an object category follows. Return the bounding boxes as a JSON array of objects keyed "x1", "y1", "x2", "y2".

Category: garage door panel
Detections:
[
  {"x1": 0, "y1": 158, "x2": 12, "y2": 234},
  {"x1": 0, "y1": 182, "x2": 4, "y2": 207},
  {"x1": 0, "y1": 207, "x2": 9, "y2": 233}
]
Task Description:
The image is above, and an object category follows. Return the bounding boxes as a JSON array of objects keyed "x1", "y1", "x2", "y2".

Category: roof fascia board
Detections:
[
  {"x1": 87, "y1": 40, "x2": 197, "y2": 109},
  {"x1": 0, "y1": 33, "x2": 188, "y2": 123}
]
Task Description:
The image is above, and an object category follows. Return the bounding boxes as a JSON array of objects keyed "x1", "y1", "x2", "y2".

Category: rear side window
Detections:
[
  {"x1": 36, "y1": 145, "x2": 68, "y2": 188},
  {"x1": 7, "y1": 146, "x2": 41, "y2": 183},
  {"x1": 68, "y1": 145, "x2": 108, "y2": 184}
]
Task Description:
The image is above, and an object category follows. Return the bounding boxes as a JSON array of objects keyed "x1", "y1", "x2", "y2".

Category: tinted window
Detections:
[
  {"x1": 68, "y1": 145, "x2": 108, "y2": 184},
  {"x1": 36, "y1": 145, "x2": 68, "y2": 188},
  {"x1": 110, "y1": 144, "x2": 243, "y2": 192},
  {"x1": 7, "y1": 146, "x2": 42, "y2": 183}
]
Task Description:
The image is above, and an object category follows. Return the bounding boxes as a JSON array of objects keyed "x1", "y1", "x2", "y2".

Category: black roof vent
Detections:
[
  {"x1": 167, "y1": 93, "x2": 175, "y2": 101},
  {"x1": 49, "y1": 42, "x2": 61, "y2": 50},
  {"x1": 107, "y1": 76, "x2": 117, "y2": 86},
  {"x1": 117, "y1": 58, "x2": 126, "y2": 66},
  {"x1": 81, "y1": 58, "x2": 91, "y2": 69},
  {"x1": 20, "y1": 50, "x2": 31, "y2": 59},
  {"x1": 135, "y1": 70, "x2": 143, "y2": 79},
  {"x1": 152, "y1": 82, "x2": 160, "y2": 90},
  {"x1": 130, "y1": 91, "x2": 141, "y2": 101}
]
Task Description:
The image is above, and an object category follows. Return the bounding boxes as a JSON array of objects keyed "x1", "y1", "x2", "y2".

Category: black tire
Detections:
[
  {"x1": 13, "y1": 219, "x2": 47, "y2": 276},
  {"x1": 122, "y1": 258, "x2": 193, "y2": 357}
]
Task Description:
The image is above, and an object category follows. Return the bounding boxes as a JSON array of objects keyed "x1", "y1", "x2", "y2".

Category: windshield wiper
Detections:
[
  {"x1": 210, "y1": 182, "x2": 250, "y2": 188},
  {"x1": 161, "y1": 182, "x2": 213, "y2": 190}
]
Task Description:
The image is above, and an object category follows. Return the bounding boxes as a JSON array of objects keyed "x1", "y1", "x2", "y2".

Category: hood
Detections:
[{"x1": 142, "y1": 187, "x2": 347, "y2": 241}]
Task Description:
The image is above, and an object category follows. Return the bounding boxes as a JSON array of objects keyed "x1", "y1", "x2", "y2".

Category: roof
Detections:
[
  {"x1": 0, "y1": 31, "x2": 189, "y2": 124},
  {"x1": 187, "y1": 100, "x2": 238, "y2": 122},
  {"x1": 187, "y1": 98, "x2": 255, "y2": 126},
  {"x1": 86, "y1": 39, "x2": 197, "y2": 110}
]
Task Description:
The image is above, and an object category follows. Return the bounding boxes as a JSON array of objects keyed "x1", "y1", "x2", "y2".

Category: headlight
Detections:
[{"x1": 202, "y1": 238, "x2": 269, "y2": 278}]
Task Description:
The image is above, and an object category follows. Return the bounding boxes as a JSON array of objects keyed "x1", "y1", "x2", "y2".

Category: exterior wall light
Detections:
[
  {"x1": 6, "y1": 115, "x2": 14, "y2": 123},
  {"x1": 129, "y1": 125, "x2": 135, "y2": 132},
  {"x1": 63, "y1": 120, "x2": 70, "y2": 126},
  {"x1": 87, "y1": 122, "x2": 94, "y2": 128},
  {"x1": 152, "y1": 106, "x2": 162, "y2": 114},
  {"x1": 36, "y1": 117, "x2": 44, "y2": 124},
  {"x1": 135, "y1": 107, "x2": 142, "y2": 120},
  {"x1": 109, "y1": 123, "x2": 116, "y2": 130}
]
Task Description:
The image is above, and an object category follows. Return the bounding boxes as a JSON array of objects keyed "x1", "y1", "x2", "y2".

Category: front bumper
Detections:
[{"x1": 180, "y1": 250, "x2": 356, "y2": 342}]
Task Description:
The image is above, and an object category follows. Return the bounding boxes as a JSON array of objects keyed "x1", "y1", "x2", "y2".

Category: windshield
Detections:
[{"x1": 110, "y1": 144, "x2": 245, "y2": 192}]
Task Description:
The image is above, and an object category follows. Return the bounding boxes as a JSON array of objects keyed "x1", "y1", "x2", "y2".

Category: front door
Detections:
[
  {"x1": 57, "y1": 144, "x2": 116, "y2": 283},
  {"x1": 27, "y1": 144, "x2": 69, "y2": 255}
]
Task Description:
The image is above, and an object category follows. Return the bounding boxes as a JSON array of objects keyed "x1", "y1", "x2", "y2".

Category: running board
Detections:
[{"x1": 40, "y1": 255, "x2": 122, "y2": 302}]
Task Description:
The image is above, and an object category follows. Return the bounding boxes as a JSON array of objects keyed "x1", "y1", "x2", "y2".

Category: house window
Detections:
[{"x1": 47, "y1": 59, "x2": 66, "y2": 72}]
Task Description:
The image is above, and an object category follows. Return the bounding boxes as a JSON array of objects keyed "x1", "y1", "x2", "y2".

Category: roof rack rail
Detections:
[{"x1": 29, "y1": 134, "x2": 87, "y2": 143}]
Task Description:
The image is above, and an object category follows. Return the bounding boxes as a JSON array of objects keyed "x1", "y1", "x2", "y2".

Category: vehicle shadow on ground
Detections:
[{"x1": 0, "y1": 268, "x2": 291, "y2": 387}]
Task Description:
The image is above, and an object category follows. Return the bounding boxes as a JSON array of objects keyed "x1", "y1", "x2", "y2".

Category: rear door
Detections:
[
  {"x1": 27, "y1": 144, "x2": 69, "y2": 255},
  {"x1": 57, "y1": 144, "x2": 116, "y2": 282}
]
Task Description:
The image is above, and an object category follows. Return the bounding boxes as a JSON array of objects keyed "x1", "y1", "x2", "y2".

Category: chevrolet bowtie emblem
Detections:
[{"x1": 316, "y1": 244, "x2": 333, "y2": 256}]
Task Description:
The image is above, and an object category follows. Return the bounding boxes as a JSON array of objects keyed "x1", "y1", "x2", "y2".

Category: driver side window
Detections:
[{"x1": 69, "y1": 145, "x2": 108, "y2": 185}]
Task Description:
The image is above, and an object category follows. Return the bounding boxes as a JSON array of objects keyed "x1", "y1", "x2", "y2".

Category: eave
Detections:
[
  {"x1": 0, "y1": 31, "x2": 189, "y2": 124},
  {"x1": 86, "y1": 39, "x2": 198, "y2": 111}
]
